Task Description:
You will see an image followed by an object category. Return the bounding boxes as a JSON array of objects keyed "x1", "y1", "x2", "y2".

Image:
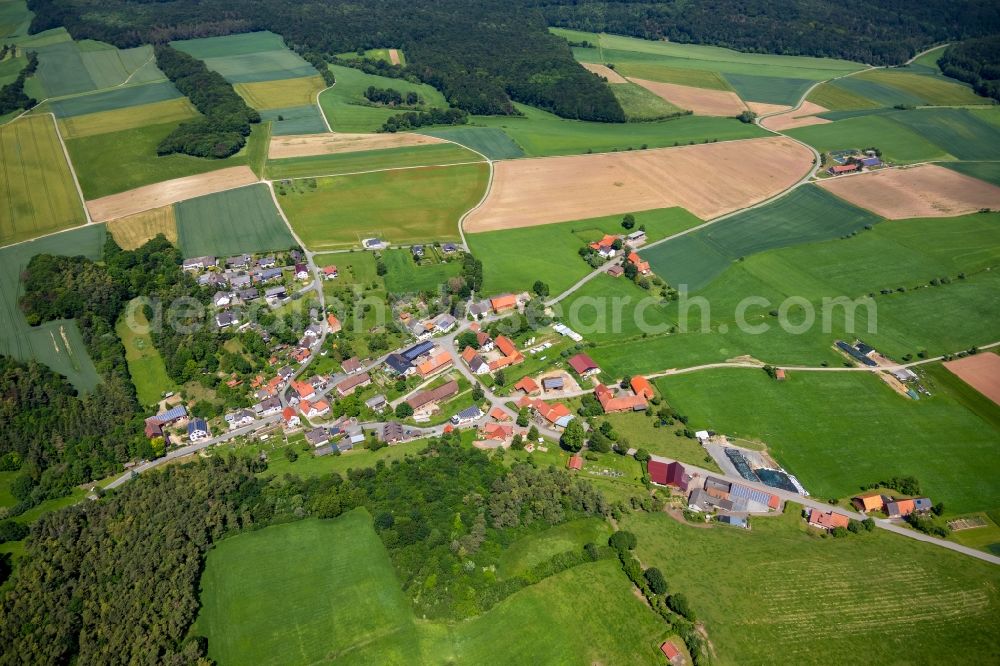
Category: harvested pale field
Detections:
[
  {"x1": 87, "y1": 166, "x2": 259, "y2": 222},
  {"x1": 107, "y1": 205, "x2": 177, "y2": 249},
  {"x1": 582, "y1": 63, "x2": 627, "y2": 84},
  {"x1": 818, "y1": 164, "x2": 1000, "y2": 219},
  {"x1": 465, "y1": 136, "x2": 813, "y2": 231},
  {"x1": 747, "y1": 102, "x2": 791, "y2": 116},
  {"x1": 268, "y1": 132, "x2": 447, "y2": 159},
  {"x1": 388, "y1": 49, "x2": 401, "y2": 65},
  {"x1": 944, "y1": 353, "x2": 1000, "y2": 406},
  {"x1": 760, "y1": 101, "x2": 831, "y2": 131},
  {"x1": 629, "y1": 78, "x2": 747, "y2": 116}
]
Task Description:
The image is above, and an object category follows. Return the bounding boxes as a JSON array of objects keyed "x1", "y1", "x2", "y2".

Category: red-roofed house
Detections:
[
  {"x1": 660, "y1": 640, "x2": 681, "y2": 663},
  {"x1": 853, "y1": 492, "x2": 885, "y2": 513},
  {"x1": 490, "y1": 406, "x2": 511, "y2": 421},
  {"x1": 630, "y1": 375, "x2": 655, "y2": 400},
  {"x1": 775, "y1": 368, "x2": 786, "y2": 381},
  {"x1": 443, "y1": 423, "x2": 455, "y2": 434},
  {"x1": 567, "y1": 455, "x2": 584, "y2": 470},
  {"x1": 480, "y1": 423, "x2": 513, "y2": 441},
  {"x1": 595, "y1": 383, "x2": 647, "y2": 413},
  {"x1": 495, "y1": 335, "x2": 517, "y2": 357},
  {"x1": 490, "y1": 294, "x2": 518, "y2": 313},
  {"x1": 476, "y1": 331, "x2": 494, "y2": 351},
  {"x1": 417, "y1": 351, "x2": 453, "y2": 377},
  {"x1": 647, "y1": 459, "x2": 690, "y2": 490},
  {"x1": 532, "y1": 399, "x2": 573, "y2": 428},
  {"x1": 461, "y1": 346, "x2": 478, "y2": 363},
  {"x1": 828, "y1": 163, "x2": 861, "y2": 176},
  {"x1": 299, "y1": 399, "x2": 330, "y2": 419},
  {"x1": 515, "y1": 376, "x2": 540, "y2": 394},
  {"x1": 627, "y1": 251, "x2": 651, "y2": 275},
  {"x1": 327, "y1": 314, "x2": 342, "y2": 333},
  {"x1": 568, "y1": 353, "x2": 600, "y2": 377},
  {"x1": 886, "y1": 498, "x2": 917, "y2": 518},
  {"x1": 807, "y1": 509, "x2": 851, "y2": 531},
  {"x1": 322, "y1": 265, "x2": 339, "y2": 280},
  {"x1": 589, "y1": 234, "x2": 618, "y2": 258},
  {"x1": 292, "y1": 380, "x2": 316, "y2": 401},
  {"x1": 282, "y1": 406, "x2": 300, "y2": 429}
]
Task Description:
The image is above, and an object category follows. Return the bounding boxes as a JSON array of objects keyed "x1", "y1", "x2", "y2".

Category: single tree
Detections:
[
  {"x1": 394, "y1": 402, "x2": 413, "y2": 418},
  {"x1": 560, "y1": 418, "x2": 585, "y2": 452}
]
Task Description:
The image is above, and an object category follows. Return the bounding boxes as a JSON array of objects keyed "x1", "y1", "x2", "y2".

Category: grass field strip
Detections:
[{"x1": 45, "y1": 112, "x2": 91, "y2": 224}]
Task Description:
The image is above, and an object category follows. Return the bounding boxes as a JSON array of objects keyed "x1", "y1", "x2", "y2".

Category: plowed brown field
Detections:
[
  {"x1": 630, "y1": 79, "x2": 747, "y2": 116},
  {"x1": 944, "y1": 353, "x2": 1000, "y2": 406},
  {"x1": 465, "y1": 136, "x2": 814, "y2": 231}
]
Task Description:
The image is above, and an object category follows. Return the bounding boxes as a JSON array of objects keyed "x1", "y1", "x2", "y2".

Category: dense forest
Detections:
[
  {"x1": 25, "y1": 0, "x2": 625, "y2": 121},
  {"x1": 0, "y1": 440, "x2": 616, "y2": 662},
  {"x1": 940, "y1": 36, "x2": 1000, "y2": 102},
  {"x1": 537, "y1": 0, "x2": 1000, "y2": 65},
  {"x1": 154, "y1": 45, "x2": 260, "y2": 158},
  {"x1": 2, "y1": 236, "x2": 189, "y2": 507},
  {"x1": 0, "y1": 51, "x2": 38, "y2": 115}
]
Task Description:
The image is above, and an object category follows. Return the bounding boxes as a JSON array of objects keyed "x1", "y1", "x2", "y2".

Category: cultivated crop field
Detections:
[
  {"x1": 235, "y1": 75, "x2": 325, "y2": 110},
  {"x1": 278, "y1": 163, "x2": 488, "y2": 250},
  {"x1": 86, "y1": 165, "x2": 259, "y2": 222},
  {"x1": 787, "y1": 113, "x2": 952, "y2": 164},
  {"x1": 630, "y1": 79, "x2": 746, "y2": 116},
  {"x1": 759, "y1": 101, "x2": 831, "y2": 131},
  {"x1": 610, "y1": 81, "x2": 685, "y2": 121},
  {"x1": 48, "y1": 81, "x2": 182, "y2": 118},
  {"x1": 468, "y1": 206, "x2": 702, "y2": 295},
  {"x1": 0, "y1": 115, "x2": 87, "y2": 245},
  {"x1": 657, "y1": 369, "x2": 1000, "y2": 514},
  {"x1": 624, "y1": 508, "x2": 1000, "y2": 665},
  {"x1": 268, "y1": 132, "x2": 447, "y2": 159},
  {"x1": 0, "y1": 225, "x2": 105, "y2": 391},
  {"x1": 942, "y1": 161, "x2": 1000, "y2": 187},
  {"x1": 266, "y1": 143, "x2": 482, "y2": 180},
  {"x1": 587, "y1": 211, "x2": 1000, "y2": 376},
  {"x1": 418, "y1": 127, "x2": 525, "y2": 160},
  {"x1": 31, "y1": 38, "x2": 164, "y2": 97},
  {"x1": 195, "y1": 510, "x2": 669, "y2": 665},
  {"x1": 318, "y1": 64, "x2": 449, "y2": 133},
  {"x1": 817, "y1": 164, "x2": 1000, "y2": 219},
  {"x1": 641, "y1": 185, "x2": 882, "y2": 292},
  {"x1": 260, "y1": 105, "x2": 327, "y2": 136},
  {"x1": 944, "y1": 353, "x2": 1000, "y2": 407},
  {"x1": 472, "y1": 103, "x2": 767, "y2": 157},
  {"x1": 68, "y1": 122, "x2": 266, "y2": 200},
  {"x1": 58, "y1": 98, "x2": 198, "y2": 139},
  {"x1": 106, "y1": 206, "x2": 177, "y2": 250},
  {"x1": 171, "y1": 31, "x2": 315, "y2": 83},
  {"x1": 465, "y1": 136, "x2": 812, "y2": 231},
  {"x1": 175, "y1": 184, "x2": 294, "y2": 257}
]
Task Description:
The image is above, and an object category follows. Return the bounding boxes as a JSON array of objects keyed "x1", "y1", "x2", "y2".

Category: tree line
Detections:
[
  {"x1": 380, "y1": 107, "x2": 467, "y2": 132},
  {"x1": 364, "y1": 85, "x2": 421, "y2": 106},
  {"x1": 536, "y1": 0, "x2": 1000, "y2": 66},
  {"x1": 939, "y1": 36, "x2": 1000, "y2": 102},
  {"x1": 0, "y1": 438, "x2": 619, "y2": 661},
  {"x1": 26, "y1": 0, "x2": 625, "y2": 121},
  {"x1": 0, "y1": 51, "x2": 37, "y2": 115},
  {"x1": 153, "y1": 45, "x2": 260, "y2": 158}
]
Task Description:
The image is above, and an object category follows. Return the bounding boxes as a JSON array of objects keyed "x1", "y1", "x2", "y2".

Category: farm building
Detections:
[
  {"x1": 385, "y1": 353, "x2": 413, "y2": 375},
  {"x1": 595, "y1": 383, "x2": 647, "y2": 413},
  {"x1": 853, "y1": 492, "x2": 886, "y2": 513},
  {"x1": 885, "y1": 498, "x2": 931, "y2": 518},
  {"x1": 607, "y1": 264, "x2": 624, "y2": 278},
  {"x1": 648, "y1": 458, "x2": 691, "y2": 490},
  {"x1": 729, "y1": 483, "x2": 781, "y2": 511},
  {"x1": 542, "y1": 376, "x2": 564, "y2": 391},
  {"x1": 335, "y1": 372, "x2": 371, "y2": 396},
  {"x1": 630, "y1": 375, "x2": 655, "y2": 399},
  {"x1": 567, "y1": 455, "x2": 584, "y2": 470},
  {"x1": 144, "y1": 405, "x2": 188, "y2": 438},
  {"x1": 401, "y1": 340, "x2": 435, "y2": 362},
  {"x1": 490, "y1": 294, "x2": 518, "y2": 313},
  {"x1": 515, "y1": 377, "x2": 540, "y2": 394},
  {"x1": 807, "y1": 509, "x2": 850, "y2": 531},
  {"x1": 627, "y1": 251, "x2": 651, "y2": 275},
  {"x1": 828, "y1": 163, "x2": 861, "y2": 176},
  {"x1": 660, "y1": 640, "x2": 681, "y2": 664},
  {"x1": 568, "y1": 353, "x2": 600, "y2": 377},
  {"x1": 408, "y1": 380, "x2": 460, "y2": 412}
]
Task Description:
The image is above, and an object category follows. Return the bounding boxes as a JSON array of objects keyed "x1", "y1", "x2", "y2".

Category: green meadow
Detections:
[
  {"x1": 471, "y1": 103, "x2": 767, "y2": 157},
  {"x1": 610, "y1": 81, "x2": 684, "y2": 120},
  {"x1": 381, "y1": 247, "x2": 462, "y2": 294},
  {"x1": 266, "y1": 142, "x2": 482, "y2": 180},
  {"x1": 278, "y1": 163, "x2": 488, "y2": 250},
  {"x1": 115, "y1": 301, "x2": 177, "y2": 406},
  {"x1": 624, "y1": 506, "x2": 1000, "y2": 665},
  {"x1": 175, "y1": 184, "x2": 294, "y2": 257},
  {"x1": 318, "y1": 64, "x2": 449, "y2": 133},
  {"x1": 195, "y1": 510, "x2": 669, "y2": 665},
  {"x1": 496, "y1": 517, "x2": 612, "y2": 579},
  {"x1": 586, "y1": 212, "x2": 1000, "y2": 376},
  {"x1": 941, "y1": 161, "x2": 1000, "y2": 186},
  {"x1": 469, "y1": 207, "x2": 703, "y2": 295}
]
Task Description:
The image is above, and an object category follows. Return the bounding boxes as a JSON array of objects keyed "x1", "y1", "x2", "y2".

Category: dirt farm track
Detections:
[
  {"x1": 464, "y1": 136, "x2": 814, "y2": 232},
  {"x1": 944, "y1": 353, "x2": 1000, "y2": 407},
  {"x1": 817, "y1": 164, "x2": 1000, "y2": 219}
]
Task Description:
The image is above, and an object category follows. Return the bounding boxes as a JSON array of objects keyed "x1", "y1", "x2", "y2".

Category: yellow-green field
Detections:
[
  {"x1": 614, "y1": 63, "x2": 733, "y2": 90},
  {"x1": 0, "y1": 115, "x2": 86, "y2": 246},
  {"x1": 106, "y1": 205, "x2": 177, "y2": 249},
  {"x1": 235, "y1": 75, "x2": 326, "y2": 110},
  {"x1": 853, "y1": 69, "x2": 987, "y2": 106},
  {"x1": 58, "y1": 98, "x2": 198, "y2": 139}
]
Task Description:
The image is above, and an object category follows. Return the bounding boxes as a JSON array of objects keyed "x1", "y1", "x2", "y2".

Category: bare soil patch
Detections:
[
  {"x1": 629, "y1": 78, "x2": 747, "y2": 116},
  {"x1": 582, "y1": 63, "x2": 628, "y2": 84},
  {"x1": 388, "y1": 49, "x2": 401, "y2": 66},
  {"x1": 760, "y1": 101, "x2": 831, "y2": 131},
  {"x1": 268, "y1": 132, "x2": 447, "y2": 159},
  {"x1": 817, "y1": 164, "x2": 1000, "y2": 219},
  {"x1": 87, "y1": 167, "x2": 259, "y2": 222},
  {"x1": 944, "y1": 353, "x2": 1000, "y2": 406},
  {"x1": 465, "y1": 136, "x2": 814, "y2": 231}
]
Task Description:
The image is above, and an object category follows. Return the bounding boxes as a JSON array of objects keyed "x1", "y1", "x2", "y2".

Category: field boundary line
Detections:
[
  {"x1": 438, "y1": 137, "x2": 495, "y2": 252},
  {"x1": 277, "y1": 159, "x2": 487, "y2": 182},
  {"x1": 44, "y1": 112, "x2": 92, "y2": 224}
]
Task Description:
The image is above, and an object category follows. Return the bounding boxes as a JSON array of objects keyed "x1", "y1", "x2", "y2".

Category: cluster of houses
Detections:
[
  {"x1": 593, "y1": 376, "x2": 654, "y2": 413},
  {"x1": 647, "y1": 456, "x2": 782, "y2": 519},
  {"x1": 826, "y1": 149, "x2": 883, "y2": 176},
  {"x1": 401, "y1": 311, "x2": 457, "y2": 340},
  {"x1": 143, "y1": 404, "x2": 213, "y2": 444},
  {"x1": 586, "y1": 230, "x2": 651, "y2": 278},
  {"x1": 460, "y1": 327, "x2": 524, "y2": 375},
  {"x1": 386, "y1": 340, "x2": 454, "y2": 379},
  {"x1": 468, "y1": 293, "x2": 530, "y2": 318},
  {"x1": 853, "y1": 492, "x2": 933, "y2": 518}
]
